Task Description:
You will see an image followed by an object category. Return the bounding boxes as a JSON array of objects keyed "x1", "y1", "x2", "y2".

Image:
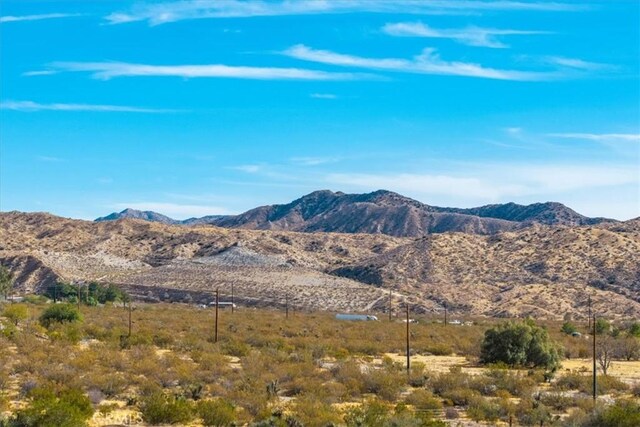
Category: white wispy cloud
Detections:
[
  {"x1": 37, "y1": 61, "x2": 373, "y2": 81},
  {"x1": 310, "y1": 93, "x2": 338, "y2": 99},
  {"x1": 547, "y1": 133, "x2": 640, "y2": 142},
  {"x1": 106, "y1": 0, "x2": 582, "y2": 25},
  {"x1": 0, "y1": 100, "x2": 176, "y2": 113},
  {"x1": 283, "y1": 44, "x2": 559, "y2": 81},
  {"x1": 231, "y1": 164, "x2": 263, "y2": 173},
  {"x1": 0, "y1": 13, "x2": 83, "y2": 23},
  {"x1": 541, "y1": 56, "x2": 614, "y2": 71},
  {"x1": 290, "y1": 156, "x2": 340, "y2": 166},
  {"x1": 325, "y1": 164, "x2": 638, "y2": 201},
  {"x1": 113, "y1": 202, "x2": 232, "y2": 218},
  {"x1": 382, "y1": 22, "x2": 548, "y2": 48}
]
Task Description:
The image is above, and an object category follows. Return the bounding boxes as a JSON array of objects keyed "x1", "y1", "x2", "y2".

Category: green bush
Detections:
[
  {"x1": 590, "y1": 399, "x2": 640, "y2": 427},
  {"x1": 197, "y1": 399, "x2": 236, "y2": 426},
  {"x1": 344, "y1": 399, "x2": 391, "y2": 427},
  {"x1": 140, "y1": 392, "x2": 194, "y2": 425},
  {"x1": 3, "y1": 304, "x2": 28, "y2": 326},
  {"x1": 39, "y1": 304, "x2": 81, "y2": 328},
  {"x1": 480, "y1": 320, "x2": 561, "y2": 371},
  {"x1": 10, "y1": 386, "x2": 93, "y2": 427},
  {"x1": 561, "y1": 322, "x2": 577, "y2": 335}
]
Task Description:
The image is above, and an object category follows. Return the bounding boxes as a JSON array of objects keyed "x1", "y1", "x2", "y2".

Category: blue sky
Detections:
[{"x1": 0, "y1": 0, "x2": 638, "y2": 220}]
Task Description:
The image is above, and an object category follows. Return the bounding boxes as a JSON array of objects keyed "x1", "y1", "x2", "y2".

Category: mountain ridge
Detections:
[
  {"x1": 95, "y1": 190, "x2": 614, "y2": 237},
  {"x1": 2, "y1": 210, "x2": 638, "y2": 319}
]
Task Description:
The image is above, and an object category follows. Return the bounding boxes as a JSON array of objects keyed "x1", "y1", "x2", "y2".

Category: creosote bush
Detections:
[{"x1": 38, "y1": 304, "x2": 81, "y2": 328}]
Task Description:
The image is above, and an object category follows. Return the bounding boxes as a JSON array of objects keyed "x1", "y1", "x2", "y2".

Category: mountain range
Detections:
[
  {"x1": 1, "y1": 190, "x2": 637, "y2": 319},
  {"x1": 96, "y1": 190, "x2": 612, "y2": 237}
]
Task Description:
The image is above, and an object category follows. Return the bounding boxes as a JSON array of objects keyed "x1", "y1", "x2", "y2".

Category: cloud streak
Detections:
[
  {"x1": 37, "y1": 61, "x2": 373, "y2": 81},
  {"x1": 382, "y1": 22, "x2": 549, "y2": 48},
  {"x1": 326, "y1": 164, "x2": 639, "y2": 201},
  {"x1": 283, "y1": 44, "x2": 560, "y2": 81},
  {"x1": 547, "y1": 133, "x2": 640, "y2": 142},
  {"x1": 0, "y1": 100, "x2": 177, "y2": 113},
  {"x1": 106, "y1": 0, "x2": 582, "y2": 25},
  {"x1": 0, "y1": 13, "x2": 83, "y2": 23}
]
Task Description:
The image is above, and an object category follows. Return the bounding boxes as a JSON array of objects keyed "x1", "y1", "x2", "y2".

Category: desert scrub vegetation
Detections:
[{"x1": 0, "y1": 299, "x2": 638, "y2": 426}]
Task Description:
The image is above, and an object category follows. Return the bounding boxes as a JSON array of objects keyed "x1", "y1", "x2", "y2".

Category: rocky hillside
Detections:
[
  {"x1": 95, "y1": 208, "x2": 227, "y2": 225},
  {"x1": 97, "y1": 190, "x2": 612, "y2": 237},
  {"x1": 1, "y1": 211, "x2": 638, "y2": 319},
  {"x1": 441, "y1": 201, "x2": 609, "y2": 226},
  {"x1": 211, "y1": 190, "x2": 522, "y2": 236}
]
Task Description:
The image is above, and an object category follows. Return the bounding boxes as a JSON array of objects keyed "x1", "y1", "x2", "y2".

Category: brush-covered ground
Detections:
[{"x1": 1, "y1": 300, "x2": 639, "y2": 427}]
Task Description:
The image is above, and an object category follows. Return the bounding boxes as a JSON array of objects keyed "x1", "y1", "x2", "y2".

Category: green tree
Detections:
[
  {"x1": 39, "y1": 304, "x2": 81, "y2": 328},
  {"x1": 561, "y1": 322, "x2": 577, "y2": 335},
  {"x1": 628, "y1": 322, "x2": 640, "y2": 338},
  {"x1": 0, "y1": 266, "x2": 13, "y2": 300},
  {"x1": 3, "y1": 304, "x2": 28, "y2": 326},
  {"x1": 480, "y1": 321, "x2": 561, "y2": 371},
  {"x1": 595, "y1": 318, "x2": 610, "y2": 335}
]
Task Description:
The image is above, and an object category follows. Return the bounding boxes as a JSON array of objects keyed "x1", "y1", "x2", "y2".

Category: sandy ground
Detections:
[{"x1": 561, "y1": 358, "x2": 640, "y2": 384}]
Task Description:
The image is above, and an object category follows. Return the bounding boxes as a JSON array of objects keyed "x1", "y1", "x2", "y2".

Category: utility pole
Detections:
[
  {"x1": 592, "y1": 314, "x2": 597, "y2": 402},
  {"x1": 406, "y1": 302, "x2": 410, "y2": 376},
  {"x1": 285, "y1": 293, "x2": 289, "y2": 319},
  {"x1": 444, "y1": 301, "x2": 448, "y2": 326},
  {"x1": 214, "y1": 288, "x2": 219, "y2": 343},
  {"x1": 231, "y1": 283, "x2": 235, "y2": 314},
  {"x1": 588, "y1": 295, "x2": 592, "y2": 330},
  {"x1": 76, "y1": 281, "x2": 81, "y2": 310},
  {"x1": 128, "y1": 300, "x2": 132, "y2": 337}
]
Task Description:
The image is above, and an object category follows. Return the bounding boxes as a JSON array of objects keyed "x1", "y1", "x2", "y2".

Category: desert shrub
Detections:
[
  {"x1": 197, "y1": 399, "x2": 236, "y2": 426},
  {"x1": 39, "y1": 304, "x2": 81, "y2": 328},
  {"x1": 441, "y1": 387, "x2": 480, "y2": 406},
  {"x1": 10, "y1": 386, "x2": 93, "y2": 427},
  {"x1": 480, "y1": 320, "x2": 561, "y2": 372},
  {"x1": 596, "y1": 374, "x2": 628, "y2": 394},
  {"x1": 139, "y1": 391, "x2": 195, "y2": 424},
  {"x1": 404, "y1": 389, "x2": 442, "y2": 411},
  {"x1": 344, "y1": 399, "x2": 391, "y2": 427},
  {"x1": 3, "y1": 304, "x2": 28, "y2": 326},
  {"x1": 331, "y1": 359, "x2": 365, "y2": 398},
  {"x1": 631, "y1": 382, "x2": 640, "y2": 397},
  {"x1": 290, "y1": 395, "x2": 342, "y2": 427},
  {"x1": 424, "y1": 344, "x2": 453, "y2": 356},
  {"x1": 362, "y1": 366, "x2": 405, "y2": 401},
  {"x1": 516, "y1": 399, "x2": 552, "y2": 426},
  {"x1": 483, "y1": 367, "x2": 536, "y2": 397},
  {"x1": 538, "y1": 392, "x2": 576, "y2": 411},
  {"x1": 554, "y1": 372, "x2": 588, "y2": 391},
  {"x1": 588, "y1": 399, "x2": 640, "y2": 427},
  {"x1": 467, "y1": 396, "x2": 501, "y2": 422}
]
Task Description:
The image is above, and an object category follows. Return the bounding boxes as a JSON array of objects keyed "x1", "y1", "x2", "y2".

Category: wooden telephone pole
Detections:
[
  {"x1": 587, "y1": 295, "x2": 592, "y2": 330},
  {"x1": 592, "y1": 314, "x2": 597, "y2": 401},
  {"x1": 231, "y1": 283, "x2": 235, "y2": 314},
  {"x1": 76, "y1": 282, "x2": 81, "y2": 310},
  {"x1": 285, "y1": 293, "x2": 289, "y2": 319},
  {"x1": 406, "y1": 302, "x2": 410, "y2": 375},
  {"x1": 444, "y1": 301, "x2": 448, "y2": 326},
  {"x1": 128, "y1": 300, "x2": 133, "y2": 337},
  {"x1": 214, "y1": 288, "x2": 219, "y2": 343}
]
